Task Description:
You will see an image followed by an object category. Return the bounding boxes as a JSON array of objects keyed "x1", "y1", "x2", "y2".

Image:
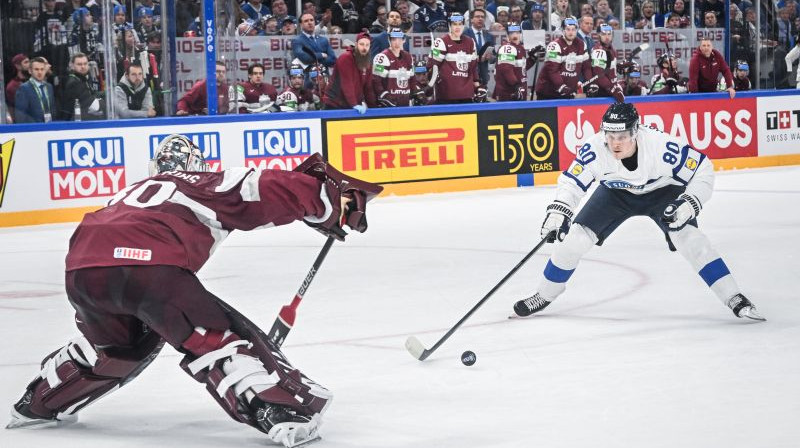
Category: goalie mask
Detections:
[{"x1": 149, "y1": 134, "x2": 210, "y2": 176}]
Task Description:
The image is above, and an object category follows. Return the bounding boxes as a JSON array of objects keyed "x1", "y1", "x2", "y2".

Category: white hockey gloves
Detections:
[
  {"x1": 541, "y1": 200, "x2": 573, "y2": 242},
  {"x1": 662, "y1": 193, "x2": 701, "y2": 230}
]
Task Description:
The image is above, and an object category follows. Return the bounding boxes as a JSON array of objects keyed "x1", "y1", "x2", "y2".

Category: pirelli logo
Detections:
[{"x1": 326, "y1": 115, "x2": 480, "y2": 183}]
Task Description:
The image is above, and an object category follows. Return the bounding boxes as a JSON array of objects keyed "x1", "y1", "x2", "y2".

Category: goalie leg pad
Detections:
[
  {"x1": 180, "y1": 326, "x2": 332, "y2": 434},
  {"x1": 11, "y1": 331, "x2": 164, "y2": 424}
]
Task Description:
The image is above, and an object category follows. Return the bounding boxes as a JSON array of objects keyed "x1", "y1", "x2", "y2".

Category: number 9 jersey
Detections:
[
  {"x1": 555, "y1": 125, "x2": 714, "y2": 210},
  {"x1": 65, "y1": 168, "x2": 330, "y2": 272}
]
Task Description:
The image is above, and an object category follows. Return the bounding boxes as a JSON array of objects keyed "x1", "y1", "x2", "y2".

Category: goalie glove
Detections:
[
  {"x1": 378, "y1": 91, "x2": 396, "y2": 107},
  {"x1": 541, "y1": 200, "x2": 573, "y2": 242},
  {"x1": 473, "y1": 86, "x2": 488, "y2": 103},
  {"x1": 662, "y1": 193, "x2": 701, "y2": 230}
]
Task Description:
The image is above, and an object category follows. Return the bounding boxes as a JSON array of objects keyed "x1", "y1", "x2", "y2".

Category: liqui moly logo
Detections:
[
  {"x1": 48, "y1": 137, "x2": 126, "y2": 200},
  {"x1": 149, "y1": 132, "x2": 222, "y2": 171},
  {"x1": 243, "y1": 127, "x2": 311, "y2": 170}
]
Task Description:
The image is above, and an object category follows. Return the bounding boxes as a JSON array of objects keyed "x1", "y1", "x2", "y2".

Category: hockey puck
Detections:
[{"x1": 461, "y1": 350, "x2": 476, "y2": 366}]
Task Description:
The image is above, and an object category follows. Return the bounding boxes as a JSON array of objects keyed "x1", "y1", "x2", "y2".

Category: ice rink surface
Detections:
[{"x1": 1, "y1": 166, "x2": 798, "y2": 448}]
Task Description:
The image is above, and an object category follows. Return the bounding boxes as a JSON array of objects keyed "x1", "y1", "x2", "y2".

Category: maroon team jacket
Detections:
[
  {"x1": 177, "y1": 79, "x2": 231, "y2": 115},
  {"x1": 688, "y1": 49, "x2": 733, "y2": 93},
  {"x1": 65, "y1": 169, "x2": 328, "y2": 273},
  {"x1": 323, "y1": 49, "x2": 375, "y2": 109}
]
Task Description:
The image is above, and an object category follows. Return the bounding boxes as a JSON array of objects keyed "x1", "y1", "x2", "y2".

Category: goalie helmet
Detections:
[
  {"x1": 601, "y1": 102, "x2": 639, "y2": 134},
  {"x1": 149, "y1": 134, "x2": 209, "y2": 176}
]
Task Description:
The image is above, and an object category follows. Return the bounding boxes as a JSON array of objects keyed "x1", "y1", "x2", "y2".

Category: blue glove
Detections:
[{"x1": 353, "y1": 103, "x2": 367, "y2": 114}]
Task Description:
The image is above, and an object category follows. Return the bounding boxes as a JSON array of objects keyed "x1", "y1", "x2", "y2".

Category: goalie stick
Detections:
[
  {"x1": 267, "y1": 236, "x2": 336, "y2": 348},
  {"x1": 405, "y1": 233, "x2": 553, "y2": 361}
]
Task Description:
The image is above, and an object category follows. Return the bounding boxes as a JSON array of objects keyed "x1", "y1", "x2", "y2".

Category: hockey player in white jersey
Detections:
[{"x1": 513, "y1": 102, "x2": 765, "y2": 321}]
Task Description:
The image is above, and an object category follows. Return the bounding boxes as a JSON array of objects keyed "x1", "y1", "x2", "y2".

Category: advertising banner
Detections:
[
  {"x1": 476, "y1": 107, "x2": 560, "y2": 175},
  {"x1": 757, "y1": 95, "x2": 800, "y2": 156},
  {"x1": 0, "y1": 118, "x2": 322, "y2": 219},
  {"x1": 324, "y1": 114, "x2": 480, "y2": 183},
  {"x1": 557, "y1": 98, "x2": 757, "y2": 169}
]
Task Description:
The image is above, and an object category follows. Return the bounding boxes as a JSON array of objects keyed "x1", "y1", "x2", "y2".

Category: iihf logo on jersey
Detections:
[
  {"x1": 243, "y1": 127, "x2": 311, "y2": 171},
  {"x1": 48, "y1": 137, "x2": 125, "y2": 200},
  {"x1": 149, "y1": 132, "x2": 222, "y2": 171}
]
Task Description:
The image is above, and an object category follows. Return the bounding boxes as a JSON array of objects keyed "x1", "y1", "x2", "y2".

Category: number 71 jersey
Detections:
[
  {"x1": 65, "y1": 168, "x2": 327, "y2": 273},
  {"x1": 556, "y1": 126, "x2": 715, "y2": 209}
]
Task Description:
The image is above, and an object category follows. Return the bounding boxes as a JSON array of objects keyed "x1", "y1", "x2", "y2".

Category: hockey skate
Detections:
[
  {"x1": 251, "y1": 399, "x2": 321, "y2": 448},
  {"x1": 513, "y1": 293, "x2": 551, "y2": 317},
  {"x1": 727, "y1": 294, "x2": 766, "y2": 322},
  {"x1": 6, "y1": 390, "x2": 78, "y2": 429}
]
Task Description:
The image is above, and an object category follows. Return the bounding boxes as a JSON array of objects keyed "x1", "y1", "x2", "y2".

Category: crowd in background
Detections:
[{"x1": 2, "y1": 0, "x2": 799, "y2": 124}]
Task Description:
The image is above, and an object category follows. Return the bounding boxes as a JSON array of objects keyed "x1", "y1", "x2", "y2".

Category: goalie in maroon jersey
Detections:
[{"x1": 7, "y1": 135, "x2": 382, "y2": 448}]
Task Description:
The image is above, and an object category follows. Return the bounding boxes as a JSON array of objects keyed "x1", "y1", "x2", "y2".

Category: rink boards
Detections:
[{"x1": 1, "y1": 90, "x2": 800, "y2": 227}]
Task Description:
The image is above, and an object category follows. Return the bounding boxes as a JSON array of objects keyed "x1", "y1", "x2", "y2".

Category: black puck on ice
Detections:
[{"x1": 461, "y1": 350, "x2": 476, "y2": 366}]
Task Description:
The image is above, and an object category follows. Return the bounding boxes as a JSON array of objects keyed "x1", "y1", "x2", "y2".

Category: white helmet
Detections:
[{"x1": 149, "y1": 134, "x2": 209, "y2": 176}]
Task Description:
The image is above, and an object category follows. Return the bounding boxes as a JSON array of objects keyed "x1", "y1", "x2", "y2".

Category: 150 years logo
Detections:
[{"x1": 477, "y1": 108, "x2": 559, "y2": 176}]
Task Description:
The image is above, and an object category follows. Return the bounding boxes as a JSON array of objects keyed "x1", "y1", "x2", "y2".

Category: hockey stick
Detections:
[
  {"x1": 405, "y1": 234, "x2": 552, "y2": 361},
  {"x1": 267, "y1": 236, "x2": 336, "y2": 348}
]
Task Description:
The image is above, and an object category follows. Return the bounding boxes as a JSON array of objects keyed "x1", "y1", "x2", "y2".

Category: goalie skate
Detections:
[
  {"x1": 6, "y1": 406, "x2": 77, "y2": 429},
  {"x1": 252, "y1": 399, "x2": 322, "y2": 448}
]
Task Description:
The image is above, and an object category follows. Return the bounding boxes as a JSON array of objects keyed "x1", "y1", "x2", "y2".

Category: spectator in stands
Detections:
[
  {"x1": 777, "y1": 7, "x2": 797, "y2": 50},
  {"x1": 703, "y1": 11, "x2": 719, "y2": 28},
  {"x1": 689, "y1": 39, "x2": 735, "y2": 98},
  {"x1": 579, "y1": 3, "x2": 594, "y2": 19},
  {"x1": 371, "y1": 9, "x2": 409, "y2": 58},
  {"x1": 623, "y1": 4, "x2": 635, "y2": 29},
  {"x1": 369, "y1": 6, "x2": 389, "y2": 32},
  {"x1": 114, "y1": 62, "x2": 156, "y2": 118},
  {"x1": 550, "y1": 0, "x2": 573, "y2": 30},
  {"x1": 60, "y1": 52, "x2": 105, "y2": 120},
  {"x1": 364, "y1": 0, "x2": 389, "y2": 28},
  {"x1": 464, "y1": 8, "x2": 495, "y2": 86},
  {"x1": 302, "y1": 1, "x2": 318, "y2": 20},
  {"x1": 699, "y1": 0, "x2": 724, "y2": 27},
  {"x1": 786, "y1": 31, "x2": 800, "y2": 88},
  {"x1": 663, "y1": 0, "x2": 690, "y2": 28},
  {"x1": 281, "y1": 17, "x2": 298, "y2": 35},
  {"x1": 594, "y1": 0, "x2": 617, "y2": 22},
  {"x1": 331, "y1": 0, "x2": 360, "y2": 33},
  {"x1": 69, "y1": 7, "x2": 102, "y2": 63},
  {"x1": 5, "y1": 54, "x2": 30, "y2": 119},
  {"x1": 293, "y1": 12, "x2": 337, "y2": 84},
  {"x1": 137, "y1": 7, "x2": 161, "y2": 43},
  {"x1": 414, "y1": 0, "x2": 449, "y2": 32},
  {"x1": 578, "y1": 15, "x2": 594, "y2": 50},
  {"x1": 271, "y1": 0, "x2": 294, "y2": 25},
  {"x1": 443, "y1": 0, "x2": 469, "y2": 14},
  {"x1": 495, "y1": 6, "x2": 510, "y2": 28},
  {"x1": 323, "y1": 31, "x2": 374, "y2": 111},
  {"x1": 112, "y1": 5, "x2": 133, "y2": 40},
  {"x1": 242, "y1": 0, "x2": 271, "y2": 21},
  {"x1": 608, "y1": 17, "x2": 621, "y2": 29},
  {"x1": 33, "y1": 0, "x2": 68, "y2": 64},
  {"x1": 230, "y1": 63, "x2": 278, "y2": 113},
  {"x1": 176, "y1": 60, "x2": 231, "y2": 115},
  {"x1": 134, "y1": 0, "x2": 160, "y2": 23},
  {"x1": 665, "y1": 14, "x2": 681, "y2": 28},
  {"x1": 263, "y1": 15, "x2": 280, "y2": 34},
  {"x1": 635, "y1": 1, "x2": 656, "y2": 29},
  {"x1": 115, "y1": 28, "x2": 140, "y2": 82},
  {"x1": 509, "y1": 4, "x2": 524, "y2": 24},
  {"x1": 521, "y1": 2, "x2": 545, "y2": 30},
  {"x1": 465, "y1": 0, "x2": 494, "y2": 29},
  {"x1": 14, "y1": 57, "x2": 56, "y2": 124}
]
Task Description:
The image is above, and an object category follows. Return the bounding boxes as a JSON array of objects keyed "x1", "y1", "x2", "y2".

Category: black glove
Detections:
[
  {"x1": 411, "y1": 86, "x2": 427, "y2": 106},
  {"x1": 665, "y1": 77, "x2": 679, "y2": 88},
  {"x1": 617, "y1": 61, "x2": 633, "y2": 74},
  {"x1": 558, "y1": 85, "x2": 574, "y2": 98},
  {"x1": 473, "y1": 86, "x2": 488, "y2": 103},
  {"x1": 584, "y1": 84, "x2": 599, "y2": 95},
  {"x1": 528, "y1": 45, "x2": 545, "y2": 61},
  {"x1": 378, "y1": 91, "x2": 396, "y2": 107},
  {"x1": 512, "y1": 85, "x2": 527, "y2": 100}
]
